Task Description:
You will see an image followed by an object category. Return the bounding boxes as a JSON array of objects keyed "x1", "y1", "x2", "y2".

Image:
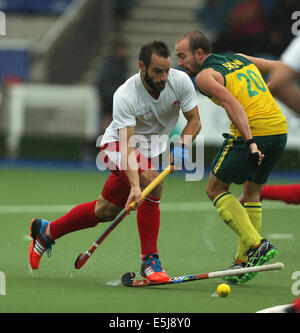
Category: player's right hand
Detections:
[{"x1": 249, "y1": 142, "x2": 264, "y2": 166}]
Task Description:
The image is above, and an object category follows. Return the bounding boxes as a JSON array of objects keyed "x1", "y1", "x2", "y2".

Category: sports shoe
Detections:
[
  {"x1": 223, "y1": 261, "x2": 247, "y2": 284},
  {"x1": 29, "y1": 218, "x2": 55, "y2": 269},
  {"x1": 141, "y1": 254, "x2": 170, "y2": 284},
  {"x1": 244, "y1": 238, "x2": 277, "y2": 279},
  {"x1": 224, "y1": 239, "x2": 277, "y2": 284}
]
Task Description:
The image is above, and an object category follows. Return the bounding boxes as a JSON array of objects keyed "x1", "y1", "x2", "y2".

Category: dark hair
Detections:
[
  {"x1": 139, "y1": 41, "x2": 171, "y2": 68},
  {"x1": 177, "y1": 30, "x2": 211, "y2": 54}
]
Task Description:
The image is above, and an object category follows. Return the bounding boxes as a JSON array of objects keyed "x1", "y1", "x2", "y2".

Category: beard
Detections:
[
  {"x1": 185, "y1": 60, "x2": 202, "y2": 77},
  {"x1": 143, "y1": 69, "x2": 166, "y2": 94}
]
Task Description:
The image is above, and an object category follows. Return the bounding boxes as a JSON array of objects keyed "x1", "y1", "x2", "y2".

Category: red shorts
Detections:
[{"x1": 100, "y1": 141, "x2": 155, "y2": 207}]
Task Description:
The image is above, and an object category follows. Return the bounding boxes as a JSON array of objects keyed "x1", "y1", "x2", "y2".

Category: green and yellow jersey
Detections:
[{"x1": 200, "y1": 54, "x2": 288, "y2": 137}]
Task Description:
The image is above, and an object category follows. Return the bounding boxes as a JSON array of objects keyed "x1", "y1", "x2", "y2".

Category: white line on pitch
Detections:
[
  {"x1": 0, "y1": 204, "x2": 73, "y2": 214},
  {"x1": 0, "y1": 201, "x2": 299, "y2": 214},
  {"x1": 267, "y1": 233, "x2": 295, "y2": 240}
]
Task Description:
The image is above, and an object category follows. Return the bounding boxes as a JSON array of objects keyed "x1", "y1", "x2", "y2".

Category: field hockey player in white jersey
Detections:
[{"x1": 28, "y1": 41, "x2": 201, "y2": 284}]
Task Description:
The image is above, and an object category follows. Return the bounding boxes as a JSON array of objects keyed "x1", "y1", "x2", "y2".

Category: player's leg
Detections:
[
  {"x1": 237, "y1": 134, "x2": 288, "y2": 274},
  {"x1": 130, "y1": 151, "x2": 169, "y2": 283},
  {"x1": 207, "y1": 135, "x2": 268, "y2": 283},
  {"x1": 207, "y1": 172, "x2": 262, "y2": 251},
  {"x1": 29, "y1": 173, "x2": 127, "y2": 269},
  {"x1": 242, "y1": 181, "x2": 263, "y2": 234},
  {"x1": 100, "y1": 141, "x2": 169, "y2": 283},
  {"x1": 208, "y1": 135, "x2": 261, "y2": 249},
  {"x1": 49, "y1": 172, "x2": 127, "y2": 238},
  {"x1": 137, "y1": 169, "x2": 169, "y2": 283},
  {"x1": 29, "y1": 200, "x2": 100, "y2": 270},
  {"x1": 138, "y1": 169, "x2": 162, "y2": 257},
  {"x1": 235, "y1": 181, "x2": 263, "y2": 263},
  {"x1": 29, "y1": 140, "x2": 130, "y2": 269},
  {"x1": 208, "y1": 173, "x2": 275, "y2": 284},
  {"x1": 230, "y1": 134, "x2": 287, "y2": 282}
]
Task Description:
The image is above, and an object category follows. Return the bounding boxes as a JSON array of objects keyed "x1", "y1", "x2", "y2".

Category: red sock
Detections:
[
  {"x1": 260, "y1": 184, "x2": 300, "y2": 204},
  {"x1": 137, "y1": 196, "x2": 160, "y2": 258},
  {"x1": 48, "y1": 200, "x2": 99, "y2": 239}
]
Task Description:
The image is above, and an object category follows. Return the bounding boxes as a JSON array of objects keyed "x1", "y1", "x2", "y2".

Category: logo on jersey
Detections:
[{"x1": 141, "y1": 110, "x2": 152, "y2": 119}]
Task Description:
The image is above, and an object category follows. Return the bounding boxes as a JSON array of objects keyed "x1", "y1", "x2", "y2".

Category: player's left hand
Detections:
[{"x1": 125, "y1": 186, "x2": 142, "y2": 212}]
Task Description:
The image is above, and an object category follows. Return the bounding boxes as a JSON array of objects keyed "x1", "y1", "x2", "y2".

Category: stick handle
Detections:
[
  {"x1": 127, "y1": 164, "x2": 174, "y2": 211},
  {"x1": 169, "y1": 263, "x2": 284, "y2": 284}
]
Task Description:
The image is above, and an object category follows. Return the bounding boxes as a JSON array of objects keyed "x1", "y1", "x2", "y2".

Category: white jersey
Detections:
[
  {"x1": 281, "y1": 35, "x2": 300, "y2": 73},
  {"x1": 101, "y1": 68, "x2": 198, "y2": 157}
]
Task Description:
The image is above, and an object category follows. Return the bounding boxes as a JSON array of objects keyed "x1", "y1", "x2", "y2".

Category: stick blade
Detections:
[
  {"x1": 74, "y1": 253, "x2": 87, "y2": 269},
  {"x1": 121, "y1": 272, "x2": 136, "y2": 287}
]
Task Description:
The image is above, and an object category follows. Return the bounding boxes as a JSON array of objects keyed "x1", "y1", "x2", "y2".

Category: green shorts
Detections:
[{"x1": 211, "y1": 133, "x2": 287, "y2": 185}]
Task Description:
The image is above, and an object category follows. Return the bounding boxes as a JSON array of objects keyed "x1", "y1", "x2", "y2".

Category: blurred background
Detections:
[{"x1": 0, "y1": 0, "x2": 299, "y2": 172}]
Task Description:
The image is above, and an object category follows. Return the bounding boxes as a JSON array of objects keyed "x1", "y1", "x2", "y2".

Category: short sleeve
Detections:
[
  {"x1": 112, "y1": 92, "x2": 136, "y2": 129},
  {"x1": 281, "y1": 35, "x2": 300, "y2": 73}
]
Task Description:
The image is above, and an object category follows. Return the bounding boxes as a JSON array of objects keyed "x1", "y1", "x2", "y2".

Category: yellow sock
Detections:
[
  {"x1": 244, "y1": 202, "x2": 262, "y2": 232},
  {"x1": 213, "y1": 193, "x2": 262, "y2": 255},
  {"x1": 236, "y1": 202, "x2": 262, "y2": 263}
]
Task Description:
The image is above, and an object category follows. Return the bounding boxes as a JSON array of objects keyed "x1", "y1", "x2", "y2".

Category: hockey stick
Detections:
[
  {"x1": 74, "y1": 164, "x2": 174, "y2": 269},
  {"x1": 121, "y1": 262, "x2": 284, "y2": 287}
]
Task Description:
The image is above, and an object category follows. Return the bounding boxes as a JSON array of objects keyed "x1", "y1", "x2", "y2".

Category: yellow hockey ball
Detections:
[{"x1": 217, "y1": 283, "x2": 231, "y2": 297}]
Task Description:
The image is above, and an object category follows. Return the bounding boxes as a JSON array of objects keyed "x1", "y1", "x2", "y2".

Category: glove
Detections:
[
  {"x1": 246, "y1": 139, "x2": 261, "y2": 166},
  {"x1": 249, "y1": 152, "x2": 260, "y2": 166},
  {"x1": 171, "y1": 144, "x2": 190, "y2": 168}
]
